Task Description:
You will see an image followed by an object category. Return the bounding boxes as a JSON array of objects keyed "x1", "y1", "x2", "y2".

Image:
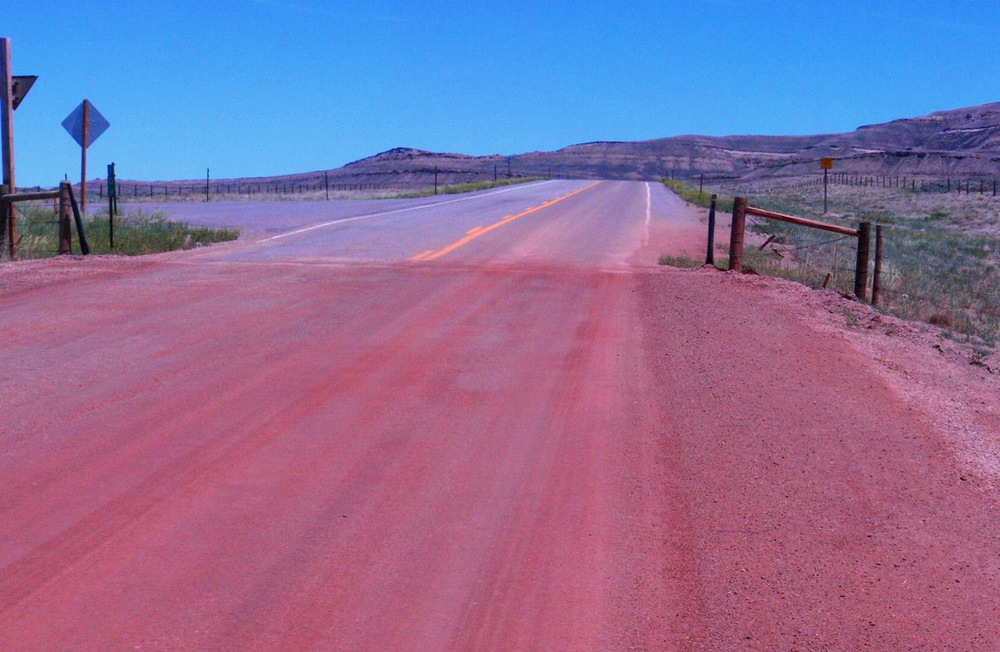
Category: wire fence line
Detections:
[
  {"x1": 745, "y1": 215, "x2": 963, "y2": 318},
  {"x1": 91, "y1": 180, "x2": 388, "y2": 201},
  {"x1": 12, "y1": 200, "x2": 62, "y2": 257},
  {"x1": 731, "y1": 194, "x2": 1000, "y2": 343},
  {"x1": 42, "y1": 166, "x2": 577, "y2": 204},
  {"x1": 826, "y1": 173, "x2": 999, "y2": 196},
  {"x1": 701, "y1": 172, "x2": 1000, "y2": 197}
]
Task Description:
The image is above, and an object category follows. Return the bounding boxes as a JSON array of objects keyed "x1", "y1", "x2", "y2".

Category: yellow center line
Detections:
[
  {"x1": 466, "y1": 226, "x2": 483, "y2": 235},
  {"x1": 421, "y1": 181, "x2": 602, "y2": 261},
  {"x1": 409, "y1": 249, "x2": 434, "y2": 261}
]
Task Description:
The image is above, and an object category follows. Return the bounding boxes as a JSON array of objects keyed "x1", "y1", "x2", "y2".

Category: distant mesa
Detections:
[
  {"x1": 329, "y1": 101, "x2": 1000, "y2": 186},
  {"x1": 126, "y1": 101, "x2": 1000, "y2": 189}
]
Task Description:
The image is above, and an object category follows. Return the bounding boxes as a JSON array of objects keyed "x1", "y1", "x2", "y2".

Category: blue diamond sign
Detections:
[{"x1": 62, "y1": 100, "x2": 110, "y2": 148}]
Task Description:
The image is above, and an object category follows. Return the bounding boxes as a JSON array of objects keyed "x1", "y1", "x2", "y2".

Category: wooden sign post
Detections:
[
  {"x1": 1, "y1": 38, "x2": 16, "y2": 260},
  {"x1": 81, "y1": 100, "x2": 89, "y2": 212},
  {"x1": 62, "y1": 99, "x2": 110, "y2": 214},
  {"x1": 80, "y1": 100, "x2": 90, "y2": 213},
  {"x1": 0, "y1": 38, "x2": 37, "y2": 260}
]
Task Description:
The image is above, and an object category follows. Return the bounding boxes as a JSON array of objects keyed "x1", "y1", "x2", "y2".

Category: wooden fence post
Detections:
[
  {"x1": 854, "y1": 221, "x2": 871, "y2": 301},
  {"x1": 58, "y1": 180, "x2": 72, "y2": 254},
  {"x1": 729, "y1": 197, "x2": 747, "y2": 272},
  {"x1": 871, "y1": 224, "x2": 883, "y2": 307},
  {"x1": 67, "y1": 184, "x2": 89, "y2": 255}
]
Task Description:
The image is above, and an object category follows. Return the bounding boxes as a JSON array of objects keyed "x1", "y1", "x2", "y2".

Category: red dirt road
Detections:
[{"x1": 2, "y1": 181, "x2": 1000, "y2": 650}]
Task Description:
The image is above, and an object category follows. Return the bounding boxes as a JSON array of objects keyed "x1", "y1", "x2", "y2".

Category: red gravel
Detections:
[{"x1": 1, "y1": 193, "x2": 999, "y2": 649}]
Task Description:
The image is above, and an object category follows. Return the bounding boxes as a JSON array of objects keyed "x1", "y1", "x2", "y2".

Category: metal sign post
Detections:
[
  {"x1": 821, "y1": 157, "x2": 833, "y2": 214},
  {"x1": 62, "y1": 99, "x2": 110, "y2": 214},
  {"x1": 706, "y1": 194, "x2": 717, "y2": 266},
  {"x1": 107, "y1": 162, "x2": 116, "y2": 248}
]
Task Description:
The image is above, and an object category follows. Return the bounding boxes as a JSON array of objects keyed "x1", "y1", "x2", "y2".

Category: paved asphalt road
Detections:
[
  {"x1": 140, "y1": 180, "x2": 681, "y2": 265},
  {"x1": 3, "y1": 181, "x2": 999, "y2": 650}
]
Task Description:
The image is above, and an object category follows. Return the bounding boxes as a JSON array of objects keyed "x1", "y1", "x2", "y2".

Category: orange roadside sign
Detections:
[{"x1": 821, "y1": 157, "x2": 833, "y2": 170}]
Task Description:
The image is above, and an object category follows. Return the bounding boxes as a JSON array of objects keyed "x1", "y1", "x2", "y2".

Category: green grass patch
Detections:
[
  {"x1": 662, "y1": 179, "x2": 735, "y2": 213},
  {"x1": 396, "y1": 176, "x2": 544, "y2": 198},
  {"x1": 657, "y1": 254, "x2": 704, "y2": 268},
  {"x1": 15, "y1": 204, "x2": 239, "y2": 258}
]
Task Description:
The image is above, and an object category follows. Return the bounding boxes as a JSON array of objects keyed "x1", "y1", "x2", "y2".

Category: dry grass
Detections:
[
  {"x1": 14, "y1": 203, "x2": 239, "y2": 258},
  {"x1": 718, "y1": 181, "x2": 1000, "y2": 344}
]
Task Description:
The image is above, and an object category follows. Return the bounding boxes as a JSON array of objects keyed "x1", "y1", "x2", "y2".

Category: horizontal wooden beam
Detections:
[
  {"x1": 746, "y1": 206, "x2": 859, "y2": 237},
  {"x1": 1, "y1": 190, "x2": 60, "y2": 203}
]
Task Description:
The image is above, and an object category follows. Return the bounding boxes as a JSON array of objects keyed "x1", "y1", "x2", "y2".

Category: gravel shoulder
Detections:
[
  {"x1": 636, "y1": 266, "x2": 1000, "y2": 649},
  {"x1": 2, "y1": 184, "x2": 998, "y2": 648}
]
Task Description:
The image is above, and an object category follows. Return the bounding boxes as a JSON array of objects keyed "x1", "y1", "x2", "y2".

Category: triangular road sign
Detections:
[{"x1": 12, "y1": 75, "x2": 36, "y2": 110}]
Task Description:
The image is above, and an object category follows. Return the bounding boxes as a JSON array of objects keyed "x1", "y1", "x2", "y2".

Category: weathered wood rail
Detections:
[{"x1": 728, "y1": 197, "x2": 879, "y2": 303}]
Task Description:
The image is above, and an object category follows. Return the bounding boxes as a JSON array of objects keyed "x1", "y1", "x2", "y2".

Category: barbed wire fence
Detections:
[
  {"x1": 728, "y1": 198, "x2": 1000, "y2": 344},
  {"x1": 712, "y1": 173, "x2": 1000, "y2": 197},
  {"x1": 70, "y1": 164, "x2": 577, "y2": 204},
  {"x1": 11, "y1": 199, "x2": 62, "y2": 258}
]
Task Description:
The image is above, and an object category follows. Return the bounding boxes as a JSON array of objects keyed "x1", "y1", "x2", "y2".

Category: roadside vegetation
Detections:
[
  {"x1": 395, "y1": 176, "x2": 545, "y2": 199},
  {"x1": 662, "y1": 179, "x2": 734, "y2": 213},
  {"x1": 14, "y1": 204, "x2": 239, "y2": 259},
  {"x1": 661, "y1": 178, "x2": 1000, "y2": 344}
]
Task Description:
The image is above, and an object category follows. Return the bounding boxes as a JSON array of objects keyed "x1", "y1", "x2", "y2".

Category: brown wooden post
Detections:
[
  {"x1": 81, "y1": 99, "x2": 89, "y2": 213},
  {"x1": 854, "y1": 221, "x2": 871, "y2": 301},
  {"x1": 729, "y1": 196, "x2": 747, "y2": 272},
  {"x1": 871, "y1": 224, "x2": 883, "y2": 307},
  {"x1": 58, "y1": 180, "x2": 72, "y2": 254},
  {"x1": 1, "y1": 38, "x2": 16, "y2": 260},
  {"x1": 67, "y1": 183, "x2": 89, "y2": 255}
]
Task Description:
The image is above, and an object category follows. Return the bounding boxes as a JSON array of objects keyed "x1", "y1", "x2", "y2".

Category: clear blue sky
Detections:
[{"x1": 6, "y1": 0, "x2": 999, "y2": 186}]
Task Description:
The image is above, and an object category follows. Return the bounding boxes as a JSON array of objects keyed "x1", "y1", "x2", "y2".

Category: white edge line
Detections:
[{"x1": 256, "y1": 180, "x2": 557, "y2": 244}]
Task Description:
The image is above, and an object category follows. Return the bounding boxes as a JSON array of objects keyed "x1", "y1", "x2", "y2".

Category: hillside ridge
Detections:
[{"x1": 131, "y1": 101, "x2": 1000, "y2": 188}]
